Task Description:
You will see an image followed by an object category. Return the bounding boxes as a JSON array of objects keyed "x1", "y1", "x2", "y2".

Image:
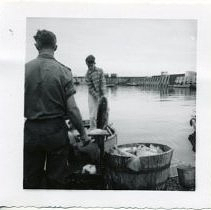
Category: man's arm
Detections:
[
  {"x1": 100, "y1": 70, "x2": 106, "y2": 97},
  {"x1": 66, "y1": 95, "x2": 88, "y2": 143},
  {"x1": 85, "y1": 72, "x2": 99, "y2": 98}
]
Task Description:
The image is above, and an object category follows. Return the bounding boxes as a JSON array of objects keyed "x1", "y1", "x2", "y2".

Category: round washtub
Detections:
[{"x1": 105, "y1": 143, "x2": 174, "y2": 190}]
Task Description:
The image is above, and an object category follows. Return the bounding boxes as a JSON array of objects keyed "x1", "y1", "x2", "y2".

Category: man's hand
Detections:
[
  {"x1": 80, "y1": 131, "x2": 90, "y2": 144},
  {"x1": 75, "y1": 136, "x2": 90, "y2": 149},
  {"x1": 98, "y1": 95, "x2": 104, "y2": 103},
  {"x1": 75, "y1": 141, "x2": 85, "y2": 149}
]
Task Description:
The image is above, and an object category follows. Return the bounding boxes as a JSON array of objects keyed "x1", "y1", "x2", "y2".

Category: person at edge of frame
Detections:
[
  {"x1": 24, "y1": 29, "x2": 89, "y2": 189},
  {"x1": 188, "y1": 116, "x2": 196, "y2": 152},
  {"x1": 85, "y1": 55, "x2": 107, "y2": 129}
]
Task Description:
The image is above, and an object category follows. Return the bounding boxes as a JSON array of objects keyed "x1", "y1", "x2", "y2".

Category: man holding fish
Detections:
[{"x1": 85, "y1": 55, "x2": 107, "y2": 129}]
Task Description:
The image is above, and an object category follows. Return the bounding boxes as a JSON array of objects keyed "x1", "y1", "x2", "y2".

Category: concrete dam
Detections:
[{"x1": 74, "y1": 71, "x2": 196, "y2": 89}]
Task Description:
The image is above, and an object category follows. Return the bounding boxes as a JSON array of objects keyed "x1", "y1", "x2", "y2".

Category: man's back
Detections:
[
  {"x1": 24, "y1": 29, "x2": 88, "y2": 189},
  {"x1": 24, "y1": 51, "x2": 75, "y2": 120}
]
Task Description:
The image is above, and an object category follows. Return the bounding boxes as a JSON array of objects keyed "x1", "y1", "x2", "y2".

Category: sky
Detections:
[{"x1": 26, "y1": 18, "x2": 197, "y2": 76}]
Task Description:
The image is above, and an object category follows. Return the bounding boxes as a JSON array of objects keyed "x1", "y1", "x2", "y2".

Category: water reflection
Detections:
[
  {"x1": 107, "y1": 86, "x2": 118, "y2": 97},
  {"x1": 107, "y1": 85, "x2": 196, "y2": 99},
  {"x1": 159, "y1": 87, "x2": 196, "y2": 100},
  {"x1": 171, "y1": 88, "x2": 196, "y2": 96}
]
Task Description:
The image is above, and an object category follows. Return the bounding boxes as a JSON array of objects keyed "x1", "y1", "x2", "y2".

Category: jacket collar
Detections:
[
  {"x1": 38, "y1": 49, "x2": 55, "y2": 59},
  {"x1": 88, "y1": 66, "x2": 97, "y2": 73}
]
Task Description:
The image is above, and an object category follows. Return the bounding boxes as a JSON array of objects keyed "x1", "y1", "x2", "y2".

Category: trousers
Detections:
[
  {"x1": 24, "y1": 118, "x2": 69, "y2": 189},
  {"x1": 88, "y1": 93, "x2": 99, "y2": 129}
]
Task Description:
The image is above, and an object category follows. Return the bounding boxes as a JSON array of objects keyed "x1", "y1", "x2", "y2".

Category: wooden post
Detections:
[
  {"x1": 88, "y1": 131, "x2": 109, "y2": 189},
  {"x1": 87, "y1": 131, "x2": 109, "y2": 175}
]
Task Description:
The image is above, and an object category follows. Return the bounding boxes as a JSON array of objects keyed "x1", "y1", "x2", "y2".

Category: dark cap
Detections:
[
  {"x1": 34, "y1": 29, "x2": 57, "y2": 49},
  {"x1": 85, "y1": 55, "x2": 96, "y2": 64}
]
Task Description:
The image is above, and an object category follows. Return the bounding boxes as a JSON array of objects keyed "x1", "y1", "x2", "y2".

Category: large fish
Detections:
[{"x1": 96, "y1": 96, "x2": 109, "y2": 129}]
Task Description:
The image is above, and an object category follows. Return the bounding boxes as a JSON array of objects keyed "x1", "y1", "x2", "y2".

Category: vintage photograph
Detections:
[{"x1": 24, "y1": 18, "x2": 196, "y2": 190}]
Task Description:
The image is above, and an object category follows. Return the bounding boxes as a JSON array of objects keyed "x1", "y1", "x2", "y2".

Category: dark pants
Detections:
[
  {"x1": 188, "y1": 131, "x2": 196, "y2": 152},
  {"x1": 24, "y1": 118, "x2": 69, "y2": 189}
]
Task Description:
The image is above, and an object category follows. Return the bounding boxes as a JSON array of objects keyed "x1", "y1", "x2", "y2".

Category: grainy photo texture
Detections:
[{"x1": 24, "y1": 18, "x2": 196, "y2": 190}]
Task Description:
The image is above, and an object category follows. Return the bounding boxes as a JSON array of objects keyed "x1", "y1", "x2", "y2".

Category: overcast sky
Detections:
[{"x1": 26, "y1": 18, "x2": 197, "y2": 76}]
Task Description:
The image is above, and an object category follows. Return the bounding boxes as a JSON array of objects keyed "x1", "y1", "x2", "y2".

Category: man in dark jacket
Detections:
[{"x1": 24, "y1": 30, "x2": 88, "y2": 189}]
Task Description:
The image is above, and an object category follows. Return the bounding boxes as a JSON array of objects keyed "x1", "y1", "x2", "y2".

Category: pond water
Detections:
[{"x1": 74, "y1": 85, "x2": 196, "y2": 164}]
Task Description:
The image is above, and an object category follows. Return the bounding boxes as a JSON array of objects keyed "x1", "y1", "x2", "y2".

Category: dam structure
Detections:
[{"x1": 74, "y1": 71, "x2": 196, "y2": 89}]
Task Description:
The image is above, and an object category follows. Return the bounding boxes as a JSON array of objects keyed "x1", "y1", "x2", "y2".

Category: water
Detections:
[{"x1": 74, "y1": 85, "x2": 196, "y2": 164}]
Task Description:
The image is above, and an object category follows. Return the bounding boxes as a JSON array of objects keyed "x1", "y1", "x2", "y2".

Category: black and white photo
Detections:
[
  {"x1": 24, "y1": 18, "x2": 196, "y2": 190},
  {"x1": 1, "y1": 1, "x2": 211, "y2": 208}
]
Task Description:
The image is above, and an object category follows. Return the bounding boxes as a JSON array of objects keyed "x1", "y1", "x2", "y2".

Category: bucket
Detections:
[
  {"x1": 177, "y1": 165, "x2": 195, "y2": 189},
  {"x1": 105, "y1": 143, "x2": 173, "y2": 190}
]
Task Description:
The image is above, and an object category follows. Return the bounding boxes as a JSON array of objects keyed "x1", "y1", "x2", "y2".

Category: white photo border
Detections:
[{"x1": 0, "y1": 0, "x2": 211, "y2": 208}]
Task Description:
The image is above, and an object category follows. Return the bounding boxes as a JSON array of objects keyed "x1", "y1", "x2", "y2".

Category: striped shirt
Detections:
[{"x1": 85, "y1": 67, "x2": 106, "y2": 98}]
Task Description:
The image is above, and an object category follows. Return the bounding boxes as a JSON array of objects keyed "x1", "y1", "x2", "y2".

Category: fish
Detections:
[{"x1": 96, "y1": 96, "x2": 108, "y2": 129}]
